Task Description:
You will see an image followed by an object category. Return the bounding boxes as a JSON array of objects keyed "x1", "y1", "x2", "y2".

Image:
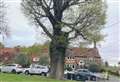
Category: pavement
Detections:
[{"x1": 86, "y1": 75, "x2": 120, "y2": 82}]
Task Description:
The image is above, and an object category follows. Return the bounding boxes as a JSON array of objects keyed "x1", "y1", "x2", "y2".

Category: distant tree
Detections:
[
  {"x1": 22, "y1": 0, "x2": 106, "y2": 79},
  {"x1": 14, "y1": 53, "x2": 31, "y2": 67},
  {"x1": 86, "y1": 31, "x2": 106, "y2": 48},
  {"x1": 0, "y1": 0, "x2": 10, "y2": 41},
  {"x1": 38, "y1": 56, "x2": 49, "y2": 66},
  {"x1": 77, "y1": 32, "x2": 105, "y2": 48},
  {"x1": 20, "y1": 43, "x2": 49, "y2": 55}
]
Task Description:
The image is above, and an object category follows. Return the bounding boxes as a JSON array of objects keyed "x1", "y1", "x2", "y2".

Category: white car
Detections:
[
  {"x1": 0, "y1": 65, "x2": 2, "y2": 72},
  {"x1": 1, "y1": 64, "x2": 23, "y2": 74},
  {"x1": 23, "y1": 64, "x2": 49, "y2": 76}
]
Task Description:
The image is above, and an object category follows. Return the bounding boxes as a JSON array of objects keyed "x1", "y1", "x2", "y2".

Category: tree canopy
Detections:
[{"x1": 21, "y1": 0, "x2": 106, "y2": 42}]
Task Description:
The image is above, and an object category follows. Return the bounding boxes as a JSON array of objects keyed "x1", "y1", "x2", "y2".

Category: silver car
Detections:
[
  {"x1": 23, "y1": 64, "x2": 49, "y2": 76},
  {"x1": 1, "y1": 64, "x2": 23, "y2": 74}
]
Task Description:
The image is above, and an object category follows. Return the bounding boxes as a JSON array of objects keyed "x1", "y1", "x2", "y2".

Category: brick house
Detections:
[
  {"x1": 0, "y1": 48, "x2": 20, "y2": 64},
  {"x1": 0, "y1": 47, "x2": 49, "y2": 64},
  {"x1": 30, "y1": 47, "x2": 102, "y2": 69},
  {"x1": 0, "y1": 47, "x2": 102, "y2": 68},
  {"x1": 65, "y1": 48, "x2": 102, "y2": 69}
]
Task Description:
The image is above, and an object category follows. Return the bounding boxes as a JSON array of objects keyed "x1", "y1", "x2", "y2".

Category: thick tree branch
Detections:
[
  {"x1": 34, "y1": 0, "x2": 56, "y2": 25},
  {"x1": 68, "y1": 31, "x2": 87, "y2": 40},
  {"x1": 48, "y1": 0, "x2": 53, "y2": 7},
  {"x1": 61, "y1": 22, "x2": 88, "y2": 40},
  {"x1": 34, "y1": 16, "x2": 53, "y2": 39}
]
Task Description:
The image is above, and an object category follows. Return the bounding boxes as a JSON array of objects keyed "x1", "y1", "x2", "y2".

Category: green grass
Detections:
[{"x1": 0, "y1": 73, "x2": 76, "y2": 82}]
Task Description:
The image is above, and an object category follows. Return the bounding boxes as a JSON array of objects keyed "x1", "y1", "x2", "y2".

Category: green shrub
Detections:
[
  {"x1": 108, "y1": 70, "x2": 120, "y2": 76},
  {"x1": 14, "y1": 53, "x2": 31, "y2": 67},
  {"x1": 38, "y1": 56, "x2": 49, "y2": 66},
  {"x1": 88, "y1": 63, "x2": 102, "y2": 73}
]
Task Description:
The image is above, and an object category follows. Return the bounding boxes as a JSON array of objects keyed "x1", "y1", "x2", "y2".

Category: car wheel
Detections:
[
  {"x1": 25, "y1": 71, "x2": 29, "y2": 75},
  {"x1": 41, "y1": 72, "x2": 47, "y2": 76},
  {"x1": 76, "y1": 75, "x2": 81, "y2": 80},
  {"x1": 91, "y1": 76, "x2": 96, "y2": 81},
  {"x1": 75, "y1": 74, "x2": 86, "y2": 81},
  {"x1": 12, "y1": 69, "x2": 16, "y2": 74},
  {"x1": 17, "y1": 72, "x2": 21, "y2": 74}
]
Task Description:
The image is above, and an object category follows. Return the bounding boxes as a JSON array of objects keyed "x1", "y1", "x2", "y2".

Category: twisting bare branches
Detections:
[{"x1": 0, "y1": 0, "x2": 10, "y2": 38}]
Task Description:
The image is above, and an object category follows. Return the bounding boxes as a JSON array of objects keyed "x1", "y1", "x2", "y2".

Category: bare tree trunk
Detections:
[
  {"x1": 50, "y1": 52, "x2": 65, "y2": 79},
  {"x1": 49, "y1": 36, "x2": 68, "y2": 80}
]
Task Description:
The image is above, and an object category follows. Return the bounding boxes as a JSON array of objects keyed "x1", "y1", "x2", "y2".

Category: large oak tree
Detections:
[{"x1": 21, "y1": 0, "x2": 106, "y2": 79}]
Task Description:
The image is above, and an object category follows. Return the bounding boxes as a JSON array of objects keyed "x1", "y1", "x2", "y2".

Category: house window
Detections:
[
  {"x1": 72, "y1": 65, "x2": 75, "y2": 68},
  {"x1": 68, "y1": 57, "x2": 69, "y2": 59},
  {"x1": 89, "y1": 58, "x2": 93, "y2": 61}
]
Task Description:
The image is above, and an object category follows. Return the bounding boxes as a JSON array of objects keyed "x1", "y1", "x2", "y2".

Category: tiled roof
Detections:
[
  {"x1": 66, "y1": 47, "x2": 101, "y2": 58},
  {"x1": 0, "y1": 48, "x2": 19, "y2": 55}
]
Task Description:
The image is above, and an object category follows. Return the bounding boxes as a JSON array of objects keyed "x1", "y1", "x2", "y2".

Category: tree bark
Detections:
[{"x1": 49, "y1": 34, "x2": 68, "y2": 80}]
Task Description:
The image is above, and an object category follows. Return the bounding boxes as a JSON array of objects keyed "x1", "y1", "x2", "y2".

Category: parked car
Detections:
[
  {"x1": 65, "y1": 69, "x2": 100, "y2": 81},
  {"x1": 1, "y1": 64, "x2": 23, "y2": 74},
  {"x1": 23, "y1": 64, "x2": 49, "y2": 76},
  {"x1": 0, "y1": 65, "x2": 2, "y2": 72},
  {"x1": 75, "y1": 69, "x2": 91, "y2": 74},
  {"x1": 75, "y1": 69, "x2": 99, "y2": 81},
  {"x1": 64, "y1": 71, "x2": 88, "y2": 81}
]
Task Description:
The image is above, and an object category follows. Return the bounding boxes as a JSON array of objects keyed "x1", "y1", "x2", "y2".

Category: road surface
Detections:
[{"x1": 86, "y1": 76, "x2": 120, "y2": 82}]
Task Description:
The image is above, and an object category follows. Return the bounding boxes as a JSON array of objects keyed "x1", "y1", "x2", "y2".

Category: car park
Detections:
[
  {"x1": 1, "y1": 64, "x2": 23, "y2": 74},
  {"x1": 23, "y1": 64, "x2": 49, "y2": 76}
]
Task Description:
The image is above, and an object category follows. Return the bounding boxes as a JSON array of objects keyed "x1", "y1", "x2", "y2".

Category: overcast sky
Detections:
[{"x1": 1, "y1": 0, "x2": 120, "y2": 65}]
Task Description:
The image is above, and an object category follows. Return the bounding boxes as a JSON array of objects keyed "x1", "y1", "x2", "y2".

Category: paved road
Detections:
[{"x1": 86, "y1": 76, "x2": 120, "y2": 82}]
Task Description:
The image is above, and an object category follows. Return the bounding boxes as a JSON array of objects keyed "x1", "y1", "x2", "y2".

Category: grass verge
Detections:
[{"x1": 0, "y1": 73, "x2": 77, "y2": 82}]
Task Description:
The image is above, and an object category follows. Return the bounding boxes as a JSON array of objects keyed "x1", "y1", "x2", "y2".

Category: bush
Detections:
[
  {"x1": 38, "y1": 56, "x2": 49, "y2": 66},
  {"x1": 88, "y1": 63, "x2": 102, "y2": 73},
  {"x1": 108, "y1": 70, "x2": 120, "y2": 76},
  {"x1": 14, "y1": 53, "x2": 31, "y2": 67}
]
